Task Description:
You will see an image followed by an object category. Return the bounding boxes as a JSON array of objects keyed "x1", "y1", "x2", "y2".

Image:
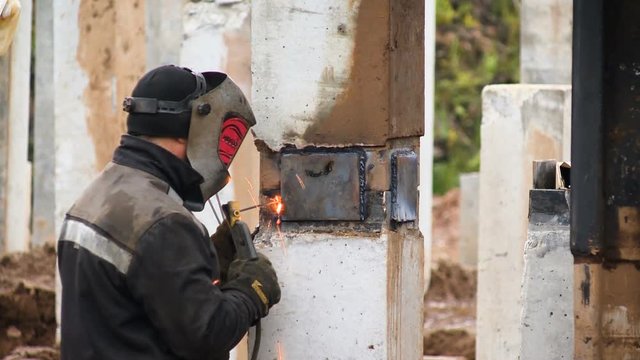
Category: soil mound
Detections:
[{"x1": 0, "y1": 246, "x2": 56, "y2": 358}]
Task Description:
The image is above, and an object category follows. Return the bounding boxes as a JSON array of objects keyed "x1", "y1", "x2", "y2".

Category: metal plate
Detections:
[
  {"x1": 280, "y1": 151, "x2": 365, "y2": 221},
  {"x1": 391, "y1": 150, "x2": 418, "y2": 222}
]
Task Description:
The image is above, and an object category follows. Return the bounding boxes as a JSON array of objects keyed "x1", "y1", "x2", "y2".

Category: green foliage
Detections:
[{"x1": 434, "y1": 0, "x2": 520, "y2": 194}]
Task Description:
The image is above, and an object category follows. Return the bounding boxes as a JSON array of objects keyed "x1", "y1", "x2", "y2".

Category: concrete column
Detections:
[
  {"x1": 458, "y1": 172, "x2": 479, "y2": 267},
  {"x1": 520, "y1": 0, "x2": 573, "y2": 84},
  {"x1": 520, "y1": 189, "x2": 573, "y2": 360},
  {"x1": 421, "y1": 0, "x2": 436, "y2": 289},
  {"x1": 252, "y1": 1, "x2": 425, "y2": 359},
  {"x1": 33, "y1": 0, "x2": 56, "y2": 247},
  {"x1": 0, "y1": 0, "x2": 32, "y2": 253},
  {"x1": 476, "y1": 85, "x2": 571, "y2": 360}
]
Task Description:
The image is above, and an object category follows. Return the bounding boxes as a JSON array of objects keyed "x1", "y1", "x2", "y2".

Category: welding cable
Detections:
[
  {"x1": 213, "y1": 194, "x2": 262, "y2": 359},
  {"x1": 250, "y1": 321, "x2": 261, "y2": 360},
  {"x1": 207, "y1": 199, "x2": 222, "y2": 226}
]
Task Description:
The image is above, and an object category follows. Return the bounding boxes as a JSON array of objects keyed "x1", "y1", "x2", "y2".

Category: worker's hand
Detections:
[
  {"x1": 210, "y1": 223, "x2": 235, "y2": 283},
  {"x1": 222, "y1": 253, "x2": 281, "y2": 319}
]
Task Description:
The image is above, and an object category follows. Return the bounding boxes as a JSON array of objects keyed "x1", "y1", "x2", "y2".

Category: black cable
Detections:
[{"x1": 250, "y1": 321, "x2": 261, "y2": 360}]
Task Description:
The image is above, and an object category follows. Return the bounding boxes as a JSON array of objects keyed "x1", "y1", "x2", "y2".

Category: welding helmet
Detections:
[
  {"x1": 187, "y1": 72, "x2": 256, "y2": 207},
  {"x1": 123, "y1": 65, "x2": 256, "y2": 210}
]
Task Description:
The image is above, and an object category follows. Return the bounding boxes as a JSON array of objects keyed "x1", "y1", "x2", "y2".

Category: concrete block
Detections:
[
  {"x1": 251, "y1": 0, "x2": 424, "y2": 150},
  {"x1": 476, "y1": 84, "x2": 571, "y2": 360},
  {"x1": 520, "y1": 0, "x2": 573, "y2": 84},
  {"x1": 256, "y1": 229, "x2": 424, "y2": 360},
  {"x1": 459, "y1": 172, "x2": 479, "y2": 267},
  {"x1": 520, "y1": 189, "x2": 573, "y2": 360}
]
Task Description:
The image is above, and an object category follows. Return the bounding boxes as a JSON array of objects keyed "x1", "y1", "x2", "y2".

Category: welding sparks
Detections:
[
  {"x1": 244, "y1": 177, "x2": 259, "y2": 207},
  {"x1": 276, "y1": 340, "x2": 285, "y2": 360},
  {"x1": 266, "y1": 195, "x2": 287, "y2": 256},
  {"x1": 295, "y1": 173, "x2": 306, "y2": 190}
]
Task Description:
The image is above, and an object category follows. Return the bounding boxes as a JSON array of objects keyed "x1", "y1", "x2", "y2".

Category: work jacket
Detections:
[{"x1": 58, "y1": 135, "x2": 258, "y2": 360}]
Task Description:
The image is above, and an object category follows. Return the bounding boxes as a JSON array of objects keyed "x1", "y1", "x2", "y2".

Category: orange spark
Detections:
[
  {"x1": 295, "y1": 173, "x2": 306, "y2": 190},
  {"x1": 244, "y1": 178, "x2": 259, "y2": 207},
  {"x1": 266, "y1": 195, "x2": 287, "y2": 256},
  {"x1": 277, "y1": 340, "x2": 285, "y2": 360}
]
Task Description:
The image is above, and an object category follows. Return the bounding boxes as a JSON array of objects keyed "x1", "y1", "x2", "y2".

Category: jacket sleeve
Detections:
[{"x1": 126, "y1": 213, "x2": 259, "y2": 360}]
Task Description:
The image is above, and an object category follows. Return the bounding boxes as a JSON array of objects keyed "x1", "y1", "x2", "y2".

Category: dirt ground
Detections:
[
  {"x1": 425, "y1": 189, "x2": 476, "y2": 360},
  {"x1": 0, "y1": 189, "x2": 473, "y2": 360},
  {"x1": 0, "y1": 245, "x2": 57, "y2": 360}
]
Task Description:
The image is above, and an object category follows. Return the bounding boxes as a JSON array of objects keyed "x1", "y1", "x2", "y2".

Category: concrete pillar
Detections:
[
  {"x1": 520, "y1": 189, "x2": 573, "y2": 360},
  {"x1": 520, "y1": 0, "x2": 573, "y2": 84},
  {"x1": 33, "y1": 0, "x2": 56, "y2": 247},
  {"x1": 252, "y1": 1, "x2": 426, "y2": 358},
  {"x1": 458, "y1": 172, "x2": 479, "y2": 267},
  {"x1": 0, "y1": 0, "x2": 32, "y2": 253},
  {"x1": 476, "y1": 85, "x2": 571, "y2": 360},
  {"x1": 421, "y1": 0, "x2": 436, "y2": 289}
]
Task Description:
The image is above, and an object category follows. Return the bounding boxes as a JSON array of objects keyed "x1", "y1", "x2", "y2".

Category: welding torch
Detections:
[{"x1": 219, "y1": 200, "x2": 261, "y2": 360}]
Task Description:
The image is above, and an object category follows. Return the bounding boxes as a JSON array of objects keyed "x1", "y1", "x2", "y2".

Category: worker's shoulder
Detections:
[{"x1": 68, "y1": 162, "x2": 201, "y2": 251}]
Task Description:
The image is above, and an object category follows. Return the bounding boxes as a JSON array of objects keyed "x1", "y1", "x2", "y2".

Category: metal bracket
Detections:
[
  {"x1": 390, "y1": 150, "x2": 418, "y2": 222},
  {"x1": 280, "y1": 149, "x2": 366, "y2": 221}
]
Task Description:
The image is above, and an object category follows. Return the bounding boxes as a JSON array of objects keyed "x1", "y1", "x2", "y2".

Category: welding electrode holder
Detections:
[
  {"x1": 220, "y1": 201, "x2": 261, "y2": 360},
  {"x1": 221, "y1": 201, "x2": 258, "y2": 261}
]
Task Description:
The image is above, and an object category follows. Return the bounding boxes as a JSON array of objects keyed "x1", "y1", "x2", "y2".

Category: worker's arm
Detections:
[{"x1": 126, "y1": 213, "x2": 258, "y2": 360}]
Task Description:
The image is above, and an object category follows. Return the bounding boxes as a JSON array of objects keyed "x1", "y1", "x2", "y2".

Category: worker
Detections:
[{"x1": 57, "y1": 65, "x2": 280, "y2": 360}]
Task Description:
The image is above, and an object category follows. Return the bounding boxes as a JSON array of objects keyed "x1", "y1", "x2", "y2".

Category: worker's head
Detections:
[{"x1": 123, "y1": 65, "x2": 256, "y2": 206}]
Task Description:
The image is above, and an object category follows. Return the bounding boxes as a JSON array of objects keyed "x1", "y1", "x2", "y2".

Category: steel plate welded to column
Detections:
[
  {"x1": 391, "y1": 150, "x2": 418, "y2": 222},
  {"x1": 280, "y1": 150, "x2": 366, "y2": 221}
]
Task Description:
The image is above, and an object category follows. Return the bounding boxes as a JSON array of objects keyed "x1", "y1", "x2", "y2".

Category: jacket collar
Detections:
[{"x1": 112, "y1": 135, "x2": 204, "y2": 210}]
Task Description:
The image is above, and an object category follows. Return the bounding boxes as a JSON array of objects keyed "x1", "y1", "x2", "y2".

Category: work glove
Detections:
[
  {"x1": 210, "y1": 223, "x2": 235, "y2": 283},
  {"x1": 222, "y1": 253, "x2": 281, "y2": 319}
]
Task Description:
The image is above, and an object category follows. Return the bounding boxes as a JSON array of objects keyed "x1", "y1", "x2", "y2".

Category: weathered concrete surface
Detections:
[
  {"x1": 33, "y1": 0, "x2": 56, "y2": 247},
  {"x1": 520, "y1": 190, "x2": 573, "y2": 360},
  {"x1": 459, "y1": 172, "x2": 479, "y2": 267},
  {"x1": 3, "y1": 0, "x2": 32, "y2": 253},
  {"x1": 0, "y1": 52, "x2": 8, "y2": 253},
  {"x1": 574, "y1": 263, "x2": 640, "y2": 359},
  {"x1": 145, "y1": 0, "x2": 182, "y2": 69},
  {"x1": 257, "y1": 229, "x2": 423, "y2": 360},
  {"x1": 77, "y1": 0, "x2": 146, "y2": 169},
  {"x1": 476, "y1": 85, "x2": 571, "y2": 360},
  {"x1": 520, "y1": 0, "x2": 573, "y2": 84},
  {"x1": 252, "y1": 1, "x2": 424, "y2": 150}
]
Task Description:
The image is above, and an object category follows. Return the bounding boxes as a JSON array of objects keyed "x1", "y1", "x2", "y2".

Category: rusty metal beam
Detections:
[{"x1": 572, "y1": 0, "x2": 640, "y2": 357}]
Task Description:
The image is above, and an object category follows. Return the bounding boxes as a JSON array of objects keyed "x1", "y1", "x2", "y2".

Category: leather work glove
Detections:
[
  {"x1": 222, "y1": 253, "x2": 281, "y2": 319},
  {"x1": 210, "y1": 223, "x2": 236, "y2": 283}
]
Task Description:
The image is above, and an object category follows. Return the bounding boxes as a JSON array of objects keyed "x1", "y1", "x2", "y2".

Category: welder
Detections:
[{"x1": 57, "y1": 65, "x2": 280, "y2": 360}]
